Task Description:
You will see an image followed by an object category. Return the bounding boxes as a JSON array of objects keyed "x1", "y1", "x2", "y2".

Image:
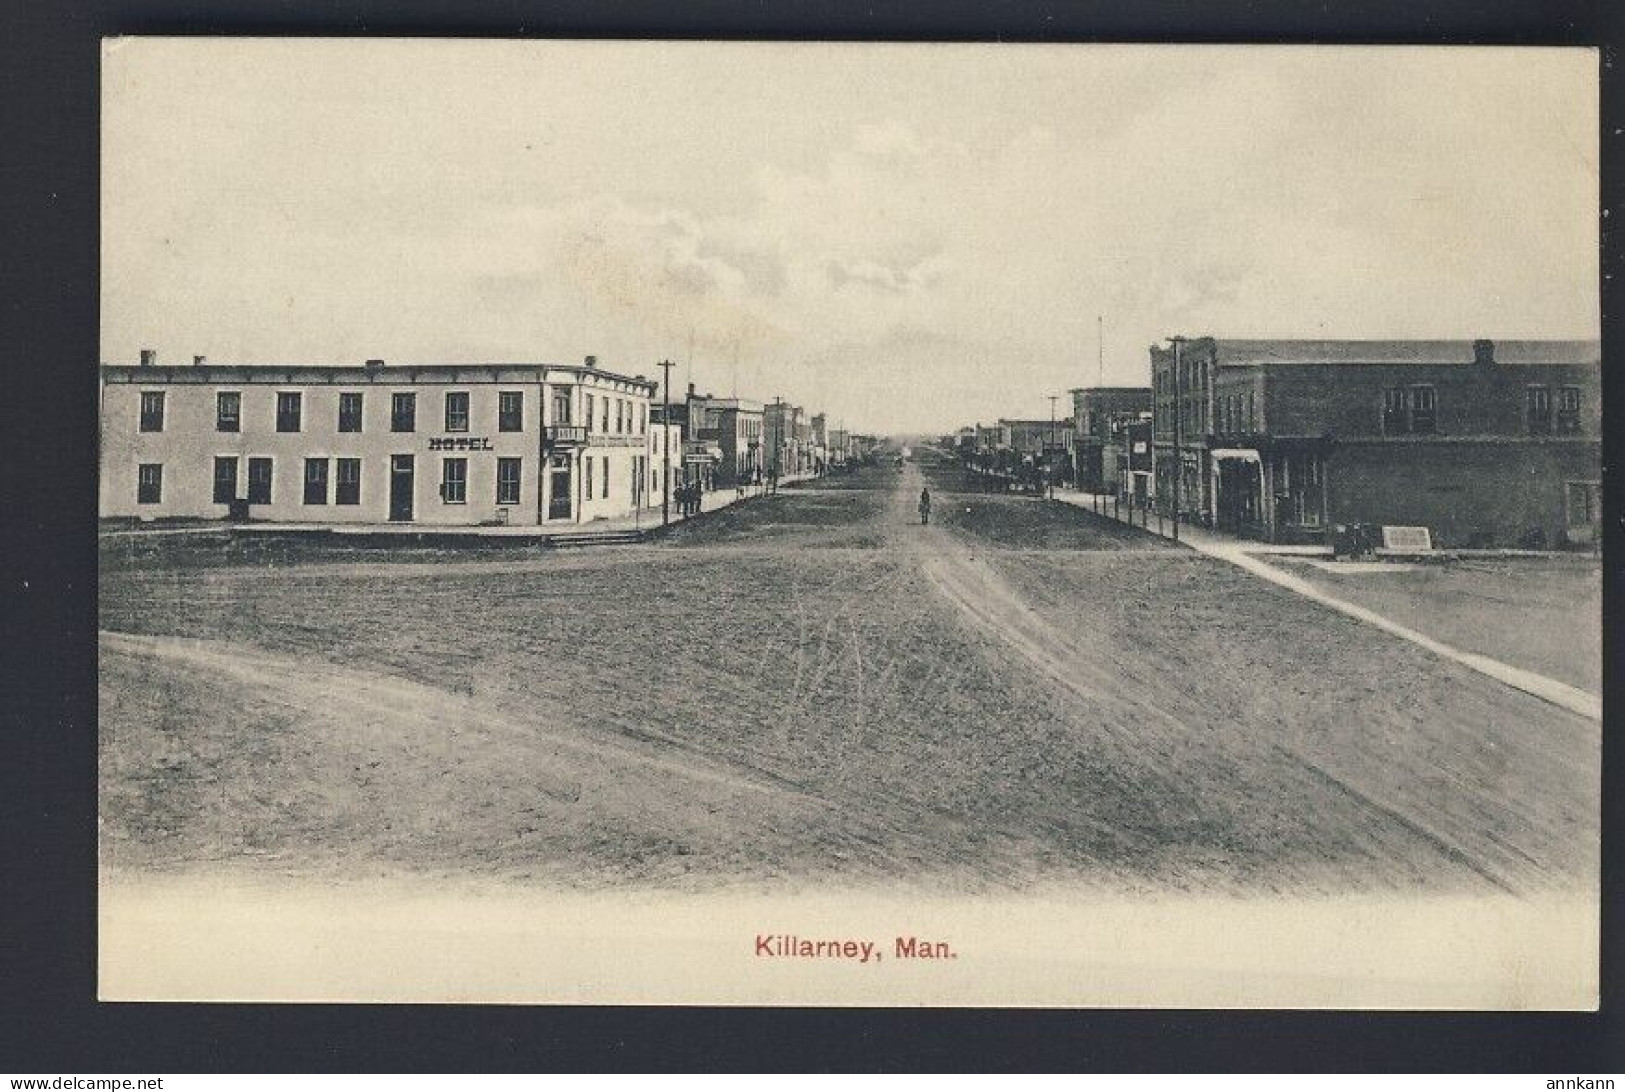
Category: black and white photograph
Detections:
[{"x1": 95, "y1": 38, "x2": 1601, "y2": 1007}]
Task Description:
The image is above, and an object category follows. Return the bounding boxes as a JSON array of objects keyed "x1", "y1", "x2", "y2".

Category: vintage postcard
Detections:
[{"x1": 97, "y1": 38, "x2": 1601, "y2": 1007}]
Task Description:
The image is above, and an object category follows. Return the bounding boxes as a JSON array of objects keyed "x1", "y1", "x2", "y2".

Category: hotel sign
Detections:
[{"x1": 428, "y1": 436, "x2": 494, "y2": 451}]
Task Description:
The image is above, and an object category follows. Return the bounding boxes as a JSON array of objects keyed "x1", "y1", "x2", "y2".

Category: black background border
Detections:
[{"x1": 4, "y1": 0, "x2": 1622, "y2": 1073}]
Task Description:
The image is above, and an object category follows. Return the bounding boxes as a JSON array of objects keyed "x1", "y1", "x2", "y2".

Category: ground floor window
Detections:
[
  {"x1": 137, "y1": 463, "x2": 162, "y2": 504},
  {"x1": 1567, "y1": 481, "x2": 1601, "y2": 526},
  {"x1": 583, "y1": 456, "x2": 593, "y2": 500},
  {"x1": 304, "y1": 458, "x2": 329, "y2": 505},
  {"x1": 602, "y1": 455, "x2": 610, "y2": 499},
  {"x1": 496, "y1": 457, "x2": 521, "y2": 505},
  {"x1": 441, "y1": 457, "x2": 467, "y2": 504},
  {"x1": 335, "y1": 458, "x2": 361, "y2": 505},
  {"x1": 213, "y1": 456, "x2": 238, "y2": 504},
  {"x1": 247, "y1": 458, "x2": 273, "y2": 504}
]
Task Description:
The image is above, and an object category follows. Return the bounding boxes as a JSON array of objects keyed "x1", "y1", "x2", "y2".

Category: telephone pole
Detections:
[
  {"x1": 771, "y1": 394, "x2": 784, "y2": 493},
  {"x1": 1167, "y1": 336, "x2": 1187, "y2": 544},
  {"x1": 657, "y1": 358, "x2": 676, "y2": 527},
  {"x1": 1046, "y1": 393, "x2": 1059, "y2": 499}
]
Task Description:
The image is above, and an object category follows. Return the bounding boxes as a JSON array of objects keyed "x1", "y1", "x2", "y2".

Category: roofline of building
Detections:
[{"x1": 99, "y1": 360, "x2": 658, "y2": 390}]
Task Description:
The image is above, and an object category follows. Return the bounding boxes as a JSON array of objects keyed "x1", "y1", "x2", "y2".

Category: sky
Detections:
[{"x1": 102, "y1": 40, "x2": 1599, "y2": 434}]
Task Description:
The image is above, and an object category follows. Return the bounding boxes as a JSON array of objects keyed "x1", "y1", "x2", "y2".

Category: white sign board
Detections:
[{"x1": 1381, "y1": 525, "x2": 1433, "y2": 552}]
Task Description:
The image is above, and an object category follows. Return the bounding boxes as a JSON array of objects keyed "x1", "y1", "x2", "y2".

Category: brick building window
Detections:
[
  {"x1": 1409, "y1": 386, "x2": 1437, "y2": 434},
  {"x1": 1556, "y1": 387, "x2": 1582, "y2": 434},
  {"x1": 496, "y1": 458, "x2": 521, "y2": 505},
  {"x1": 139, "y1": 391, "x2": 165, "y2": 432},
  {"x1": 1527, "y1": 386, "x2": 1552, "y2": 435},
  {"x1": 276, "y1": 392, "x2": 302, "y2": 433},
  {"x1": 216, "y1": 392, "x2": 241, "y2": 432},
  {"x1": 335, "y1": 458, "x2": 361, "y2": 505},
  {"x1": 338, "y1": 392, "x2": 364, "y2": 432},
  {"x1": 136, "y1": 463, "x2": 162, "y2": 504},
  {"x1": 212, "y1": 456, "x2": 238, "y2": 504},
  {"x1": 498, "y1": 391, "x2": 523, "y2": 432},
  {"x1": 391, "y1": 392, "x2": 416, "y2": 432},
  {"x1": 445, "y1": 391, "x2": 469, "y2": 432},
  {"x1": 441, "y1": 458, "x2": 467, "y2": 504},
  {"x1": 303, "y1": 458, "x2": 329, "y2": 505}
]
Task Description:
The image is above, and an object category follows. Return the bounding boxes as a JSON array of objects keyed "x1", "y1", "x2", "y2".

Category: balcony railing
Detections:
[{"x1": 544, "y1": 424, "x2": 588, "y2": 445}]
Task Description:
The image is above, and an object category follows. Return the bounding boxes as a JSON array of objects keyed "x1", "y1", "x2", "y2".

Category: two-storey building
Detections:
[
  {"x1": 100, "y1": 351, "x2": 659, "y2": 526},
  {"x1": 1150, "y1": 337, "x2": 1601, "y2": 547},
  {"x1": 1070, "y1": 386, "x2": 1152, "y2": 492}
]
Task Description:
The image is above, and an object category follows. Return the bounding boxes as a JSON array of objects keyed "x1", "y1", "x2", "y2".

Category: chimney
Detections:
[
  {"x1": 687, "y1": 382, "x2": 696, "y2": 397},
  {"x1": 584, "y1": 355, "x2": 597, "y2": 369},
  {"x1": 365, "y1": 358, "x2": 385, "y2": 371},
  {"x1": 1473, "y1": 339, "x2": 1495, "y2": 366},
  {"x1": 193, "y1": 354, "x2": 206, "y2": 366},
  {"x1": 139, "y1": 349, "x2": 155, "y2": 367}
]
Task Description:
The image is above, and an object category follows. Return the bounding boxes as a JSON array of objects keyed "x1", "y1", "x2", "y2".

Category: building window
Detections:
[
  {"x1": 496, "y1": 457, "x2": 522, "y2": 505},
  {"x1": 1527, "y1": 386, "x2": 1552, "y2": 435},
  {"x1": 303, "y1": 458, "x2": 329, "y2": 505},
  {"x1": 1567, "y1": 481, "x2": 1601, "y2": 526},
  {"x1": 139, "y1": 391, "x2": 165, "y2": 432},
  {"x1": 584, "y1": 394, "x2": 595, "y2": 433},
  {"x1": 276, "y1": 391, "x2": 302, "y2": 433},
  {"x1": 338, "y1": 392, "x2": 364, "y2": 433},
  {"x1": 601, "y1": 398, "x2": 610, "y2": 433},
  {"x1": 1383, "y1": 387, "x2": 1410, "y2": 435},
  {"x1": 1409, "y1": 385, "x2": 1437, "y2": 434},
  {"x1": 212, "y1": 456, "x2": 238, "y2": 504},
  {"x1": 498, "y1": 391, "x2": 523, "y2": 432},
  {"x1": 247, "y1": 458, "x2": 273, "y2": 504},
  {"x1": 391, "y1": 392, "x2": 416, "y2": 432},
  {"x1": 136, "y1": 463, "x2": 163, "y2": 504},
  {"x1": 552, "y1": 389, "x2": 572, "y2": 424},
  {"x1": 335, "y1": 458, "x2": 361, "y2": 505},
  {"x1": 1556, "y1": 386, "x2": 1582, "y2": 434},
  {"x1": 602, "y1": 455, "x2": 610, "y2": 498},
  {"x1": 441, "y1": 457, "x2": 467, "y2": 504},
  {"x1": 445, "y1": 391, "x2": 470, "y2": 432},
  {"x1": 216, "y1": 391, "x2": 241, "y2": 432},
  {"x1": 583, "y1": 455, "x2": 593, "y2": 498}
]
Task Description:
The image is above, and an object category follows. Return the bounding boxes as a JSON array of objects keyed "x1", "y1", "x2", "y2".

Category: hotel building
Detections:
[{"x1": 100, "y1": 352, "x2": 662, "y2": 527}]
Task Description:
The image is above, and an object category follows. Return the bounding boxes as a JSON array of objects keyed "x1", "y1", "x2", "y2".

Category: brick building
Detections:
[
  {"x1": 1070, "y1": 386, "x2": 1152, "y2": 491},
  {"x1": 1149, "y1": 337, "x2": 1601, "y2": 547}
]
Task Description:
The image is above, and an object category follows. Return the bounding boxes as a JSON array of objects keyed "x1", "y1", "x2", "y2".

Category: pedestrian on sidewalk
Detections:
[{"x1": 919, "y1": 487, "x2": 932, "y2": 526}]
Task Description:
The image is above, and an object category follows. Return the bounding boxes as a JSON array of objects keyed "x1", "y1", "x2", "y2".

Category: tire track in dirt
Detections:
[{"x1": 888, "y1": 457, "x2": 1548, "y2": 893}]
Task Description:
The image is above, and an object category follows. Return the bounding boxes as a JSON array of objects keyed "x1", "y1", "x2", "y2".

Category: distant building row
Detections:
[{"x1": 955, "y1": 337, "x2": 1601, "y2": 549}]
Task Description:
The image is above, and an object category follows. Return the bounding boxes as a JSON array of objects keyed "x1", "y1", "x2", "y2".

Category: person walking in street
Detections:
[{"x1": 918, "y1": 487, "x2": 932, "y2": 526}]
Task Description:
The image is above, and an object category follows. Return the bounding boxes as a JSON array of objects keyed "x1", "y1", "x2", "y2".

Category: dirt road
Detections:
[{"x1": 100, "y1": 451, "x2": 1598, "y2": 895}]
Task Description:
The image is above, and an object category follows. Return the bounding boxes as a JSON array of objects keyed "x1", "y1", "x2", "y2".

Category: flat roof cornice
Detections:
[{"x1": 100, "y1": 361, "x2": 658, "y2": 390}]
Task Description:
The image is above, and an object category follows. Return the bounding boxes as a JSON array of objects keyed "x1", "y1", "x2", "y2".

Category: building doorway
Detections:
[
  {"x1": 389, "y1": 455, "x2": 414, "y2": 522},
  {"x1": 548, "y1": 455, "x2": 573, "y2": 521}
]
